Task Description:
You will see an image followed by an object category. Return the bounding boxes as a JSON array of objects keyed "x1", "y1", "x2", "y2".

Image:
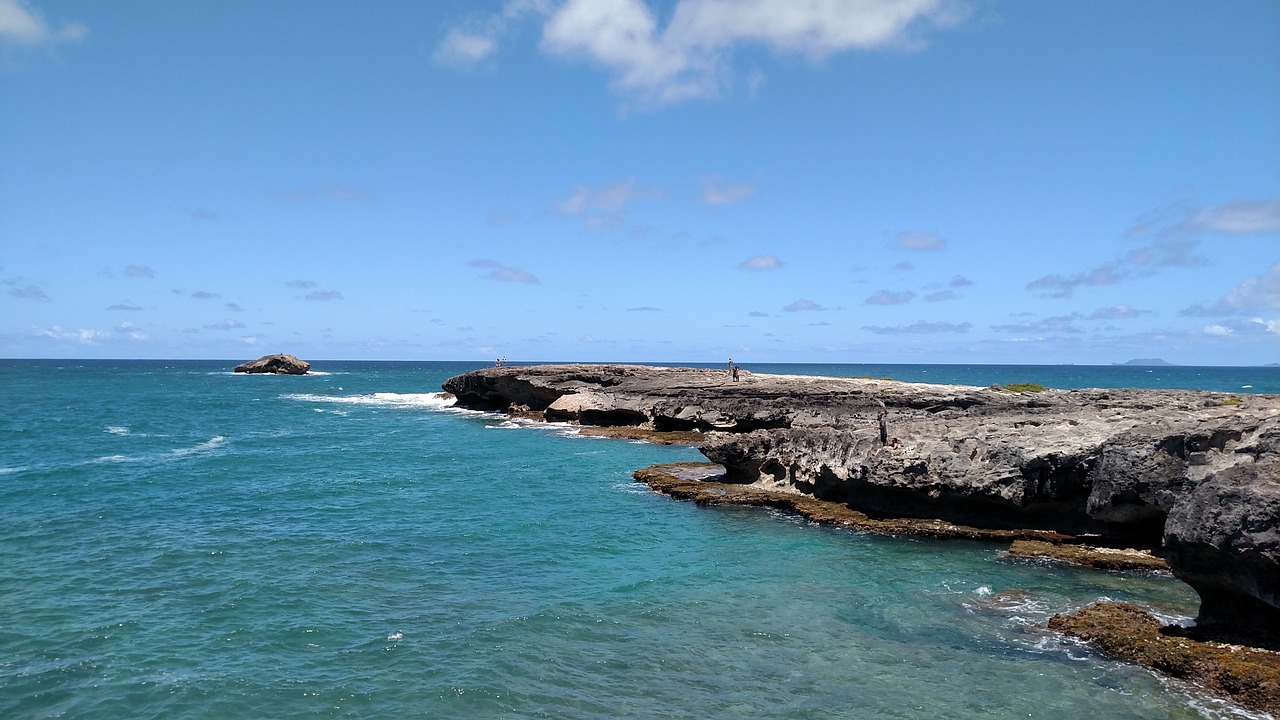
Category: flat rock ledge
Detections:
[
  {"x1": 442, "y1": 363, "x2": 1280, "y2": 646},
  {"x1": 234, "y1": 353, "x2": 310, "y2": 375},
  {"x1": 635, "y1": 463, "x2": 1163, "y2": 570},
  {"x1": 1049, "y1": 602, "x2": 1280, "y2": 716}
]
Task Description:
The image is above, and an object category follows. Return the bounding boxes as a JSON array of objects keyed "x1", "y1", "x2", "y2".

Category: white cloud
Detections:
[
  {"x1": 1027, "y1": 240, "x2": 1207, "y2": 298},
  {"x1": 115, "y1": 321, "x2": 149, "y2": 341},
  {"x1": 539, "y1": 0, "x2": 966, "y2": 105},
  {"x1": 862, "y1": 320, "x2": 971, "y2": 334},
  {"x1": 893, "y1": 230, "x2": 946, "y2": 251},
  {"x1": 550, "y1": 178, "x2": 663, "y2": 232},
  {"x1": 0, "y1": 0, "x2": 86, "y2": 46},
  {"x1": 864, "y1": 289, "x2": 915, "y2": 305},
  {"x1": 123, "y1": 264, "x2": 155, "y2": 278},
  {"x1": 700, "y1": 174, "x2": 757, "y2": 205},
  {"x1": 782, "y1": 299, "x2": 825, "y2": 312},
  {"x1": 1088, "y1": 304, "x2": 1148, "y2": 320},
  {"x1": 552, "y1": 178, "x2": 661, "y2": 215},
  {"x1": 32, "y1": 325, "x2": 106, "y2": 344},
  {"x1": 306, "y1": 290, "x2": 344, "y2": 301},
  {"x1": 205, "y1": 320, "x2": 247, "y2": 330},
  {"x1": 1180, "y1": 262, "x2": 1280, "y2": 316},
  {"x1": 1180, "y1": 197, "x2": 1280, "y2": 236},
  {"x1": 435, "y1": 29, "x2": 497, "y2": 66},
  {"x1": 433, "y1": 0, "x2": 552, "y2": 68},
  {"x1": 1204, "y1": 324, "x2": 1231, "y2": 337},
  {"x1": 991, "y1": 314, "x2": 1083, "y2": 335},
  {"x1": 738, "y1": 254, "x2": 783, "y2": 271},
  {"x1": 8, "y1": 283, "x2": 49, "y2": 301},
  {"x1": 470, "y1": 259, "x2": 539, "y2": 285}
]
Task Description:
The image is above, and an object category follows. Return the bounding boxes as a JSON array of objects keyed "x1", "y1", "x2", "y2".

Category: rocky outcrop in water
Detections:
[
  {"x1": 234, "y1": 353, "x2": 311, "y2": 375},
  {"x1": 442, "y1": 364, "x2": 1280, "y2": 643}
]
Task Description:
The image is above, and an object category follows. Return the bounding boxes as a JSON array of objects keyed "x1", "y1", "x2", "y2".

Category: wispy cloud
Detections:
[
  {"x1": 435, "y1": 29, "x2": 497, "y2": 66},
  {"x1": 8, "y1": 283, "x2": 50, "y2": 301},
  {"x1": 30, "y1": 321, "x2": 147, "y2": 344},
  {"x1": 924, "y1": 290, "x2": 955, "y2": 302},
  {"x1": 862, "y1": 320, "x2": 971, "y2": 334},
  {"x1": 1180, "y1": 262, "x2": 1280, "y2": 317},
  {"x1": 1132, "y1": 196, "x2": 1280, "y2": 239},
  {"x1": 32, "y1": 325, "x2": 105, "y2": 343},
  {"x1": 286, "y1": 280, "x2": 318, "y2": 289},
  {"x1": 991, "y1": 314, "x2": 1083, "y2": 334},
  {"x1": 1200, "y1": 318, "x2": 1278, "y2": 337},
  {"x1": 627, "y1": 306, "x2": 662, "y2": 312},
  {"x1": 893, "y1": 230, "x2": 946, "y2": 251},
  {"x1": 1026, "y1": 239, "x2": 1206, "y2": 298},
  {"x1": 274, "y1": 184, "x2": 373, "y2": 204},
  {"x1": 551, "y1": 178, "x2": 663, "y2": 230},
  {"x1": 738, "y1": 254, "x2": 783, "y2": 271},
  {"x1": 1088, "y1": 304, "x2": 1148, "y2": 320},
  {"x1": 306, "y1": 290, "x2": 344, "y2": 302},
  {"x1": 782, "y1": 299, "x2": 825, "y2": 312},
  {"x1": 864, "y1": 289, "x2": 914, "y2": 305},
  {"x1": 123, "y1": 264, "x2": 155, "y2": 278},
  {"x1": 190, "y1": 291, "x2": 220, "y2": 300},
  {"x1": 0, "y1": 0, "x2": 86, "y2": 46},
  {"x1": 470, "y1": 259, "x2": 540, "y2": 284},
  {"x1": 205, "y1": 320, "x2": 246, "y2": 330},
  {"x1": 700, "y1": 174, "x2": 757, "y2": 205},
  {"x1": 432, "y1": 0, "x2": 551, "y2": 67},
  {"x1": 107, "y1": 303, "x2": 141, "y2": 311}
]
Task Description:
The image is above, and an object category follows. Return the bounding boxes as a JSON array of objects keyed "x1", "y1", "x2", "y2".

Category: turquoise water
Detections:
[{"x1": 2, "y1": 360, "x2": 1274, "y2": 719}]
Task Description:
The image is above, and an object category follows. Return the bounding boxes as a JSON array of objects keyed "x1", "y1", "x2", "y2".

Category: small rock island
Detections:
[
  {"x1": 234, "y1": 353, "x2": 311, "y2": 375},
  {"x1": 444, "y1": 363, "x2": 1280, "y2": 712}
]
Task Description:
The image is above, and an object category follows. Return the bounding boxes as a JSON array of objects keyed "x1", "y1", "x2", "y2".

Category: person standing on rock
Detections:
[
  {"x1": 878, "y1": 410, "x2": 889, "y2": 447},
  {"x1": 732, "y1": 364, "x2": 740, "y2": 382}
]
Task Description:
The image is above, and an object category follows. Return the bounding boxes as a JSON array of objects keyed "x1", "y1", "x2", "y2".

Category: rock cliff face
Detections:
[
  {"x1": 442, "y1": 363, "x2": 1280, "y2": 642},
  {"x1": 234, "y1": 354, "x2": 311, "y2": 375}
]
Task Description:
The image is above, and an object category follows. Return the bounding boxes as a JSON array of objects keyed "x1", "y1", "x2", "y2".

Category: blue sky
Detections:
[{"x1": 2, "y1": 0, "x2": 1277, "y2": 365}]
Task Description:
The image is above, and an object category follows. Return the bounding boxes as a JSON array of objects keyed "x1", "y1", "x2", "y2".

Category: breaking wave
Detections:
[{"x1": 282, "y1": 392, "x2": 458, "y2": 410}]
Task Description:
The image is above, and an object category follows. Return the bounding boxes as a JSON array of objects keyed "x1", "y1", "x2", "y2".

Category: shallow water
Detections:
[{"x1": 1, "y1": 360, "x2": 1272, "y2": 719}]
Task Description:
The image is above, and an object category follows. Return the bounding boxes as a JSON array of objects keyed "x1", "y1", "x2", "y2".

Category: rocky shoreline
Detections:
[{"x1": 442, "y1": 363, "x2": 1280, "y2": 703}]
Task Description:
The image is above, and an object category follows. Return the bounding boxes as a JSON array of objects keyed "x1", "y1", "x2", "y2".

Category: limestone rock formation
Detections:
[
  {"x1": 234, "y1": 353, "x2": 311, "y2": 375},
  {"x1": 442, "y1": 363, "x2": 1280, "y2": 643}
]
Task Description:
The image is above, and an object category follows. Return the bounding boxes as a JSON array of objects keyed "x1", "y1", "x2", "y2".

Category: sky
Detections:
[{"x1": 2, "y1": 0, "x2": 1278, "y2": 365}]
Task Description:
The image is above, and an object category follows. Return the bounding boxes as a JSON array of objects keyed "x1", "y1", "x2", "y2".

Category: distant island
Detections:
[{"x1": 1114, "y1": 358, "x2": 1175, "y2": 366}]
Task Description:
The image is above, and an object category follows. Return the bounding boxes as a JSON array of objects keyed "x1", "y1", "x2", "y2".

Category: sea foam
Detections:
[{"x1": 283, "y1": 392, "x2": 457, "y2": 410}]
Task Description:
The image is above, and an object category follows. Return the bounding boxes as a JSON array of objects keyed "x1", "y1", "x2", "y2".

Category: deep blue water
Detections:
[{"x1": 2, "y1": 360, "x2": 1275, "y2": 719}]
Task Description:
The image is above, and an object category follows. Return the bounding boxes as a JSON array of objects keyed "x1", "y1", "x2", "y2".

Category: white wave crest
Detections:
[
  {"x1": 105, "y1": 426, "x2": 130, "y2": 436},
  {"x1": 172, "y1": 436, "x2": 227, "y2": 456},
  {"x1": 283, "y1": 392, "x2": 457, "y2": 410}
]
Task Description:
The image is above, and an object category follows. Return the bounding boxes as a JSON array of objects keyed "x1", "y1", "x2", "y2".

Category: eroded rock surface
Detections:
[
  {"x1": 234, "y1": 353, "x2": 311, "y2": 375},
  {"x1": 442, "y1": 363, "x2": 1280, "y2": 642}
]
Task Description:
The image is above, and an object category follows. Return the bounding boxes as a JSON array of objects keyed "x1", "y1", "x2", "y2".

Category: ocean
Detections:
[{"x1": 2, "y1": 360, "x2": 1276, "y2": 719}]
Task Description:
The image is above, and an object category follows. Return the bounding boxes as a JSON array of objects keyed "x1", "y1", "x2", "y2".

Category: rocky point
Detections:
[{"x1": 443, "y1": 363, "x2": 1280, "y2": 646}]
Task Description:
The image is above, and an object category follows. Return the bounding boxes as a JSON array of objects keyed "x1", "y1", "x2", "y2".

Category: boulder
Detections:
[{"x1": 234, "y1": 353, "x2": 311, "y2": 375}]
